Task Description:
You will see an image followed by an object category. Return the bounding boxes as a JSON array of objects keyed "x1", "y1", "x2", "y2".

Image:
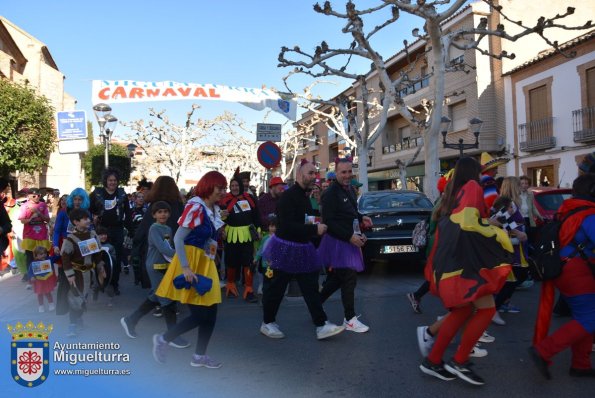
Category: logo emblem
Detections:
[
  {"x1": 277, "y1": 99, "x2": 290, "y2": 113},
  {"x1": 7, "y1": 321, "x2": 53, "y2": 388}
]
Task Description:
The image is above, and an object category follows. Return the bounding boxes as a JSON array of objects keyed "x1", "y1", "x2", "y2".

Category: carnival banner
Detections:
[{"x1": 92, "y1": 80, "x2": 297, "y2": 120}]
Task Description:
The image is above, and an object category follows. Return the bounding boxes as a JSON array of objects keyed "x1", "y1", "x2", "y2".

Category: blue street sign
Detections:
[{"x1": 56, "y1": 110, "x2": 87, "y2": 140}]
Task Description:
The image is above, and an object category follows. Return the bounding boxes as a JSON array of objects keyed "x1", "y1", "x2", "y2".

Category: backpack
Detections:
[
  {"x1": 412, "y1": 219, "x2": 429, "y2": 248},
  {"x1": 531, "y1": 206, "x2": 590, "y2": 281}
]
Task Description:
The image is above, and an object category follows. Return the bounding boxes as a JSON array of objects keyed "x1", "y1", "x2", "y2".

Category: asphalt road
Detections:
[{"x1": 1, "y1": 264, "x2": 593, "y2": 397}]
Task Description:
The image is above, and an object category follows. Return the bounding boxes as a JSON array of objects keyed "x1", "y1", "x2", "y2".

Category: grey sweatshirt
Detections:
[{"x1": 146, "y1": 223, "x2": 175, "y2": 269}]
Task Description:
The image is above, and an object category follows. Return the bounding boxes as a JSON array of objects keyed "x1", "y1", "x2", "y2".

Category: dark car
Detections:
[
  {"x1": 358, "y1": 190, "x2": 433, "y2": 266},
  {"x1": 530, "y1": 187, "x2": 572, "y2": 224}
]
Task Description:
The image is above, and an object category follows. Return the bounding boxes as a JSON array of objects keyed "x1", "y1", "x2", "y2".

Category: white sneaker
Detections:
[
  {"x1": 416, "y1": 326, "x2": 435, "y2": 357},
  {"x1": 260, "y1": 322, "x2": 285, "y2": 339},
  {"x1": 478, "y1": 331, "x2": 495, "y2": 343},
  {"x1": 343, "y1": 316, "x2": 369, "y2": 333},
  {"x1": 316, "y1": 321, "x2": 345, "y2": 340},
  {"x1": 492, "y1": 312, "x2": 506, "y2": 326},
  {"x1": 48, "y1": 303, "x2": 55, "y2": 311},
  {"x1": 469, "y1": 343, "x2": 488, "y2": 358},
  {"x1": 38, "y1": 305, "x2": 45, "y2": 313}
]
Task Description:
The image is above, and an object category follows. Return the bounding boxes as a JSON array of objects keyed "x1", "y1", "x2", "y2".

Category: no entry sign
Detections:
[{"x1": 257, "y1": 141, "x2": 282, "y2": 169}]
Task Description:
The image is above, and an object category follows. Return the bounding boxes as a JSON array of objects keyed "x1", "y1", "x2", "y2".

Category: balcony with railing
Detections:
[
  {"x1": 519, "y1": 117, "x2": 556, "y2": 152},
  {"x1": 398, "y1": 76, "x2": 430, "y2": 98},
  {"x1": 382, "y1": 136, "x2": 424, "y2": 154},
  {"x1": 572, "y1": 106, "x2": 595, "y2": 143}
]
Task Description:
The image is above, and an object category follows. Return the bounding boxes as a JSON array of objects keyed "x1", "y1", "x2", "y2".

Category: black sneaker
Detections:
[
  {"x1": 419, "y1": 358, "x2": 457, "y2": 381},
  {"x1": 153, "y1": 307, "x2": 163, "y2": 317},
  {"x1": 120, "y1": 317, "x2": 137, "y2": 338},
  {"x1": 528, "y1": 346, "x2": 552, "y2": 380},
  {"x1": 444, "y1": 360, "x2": 485, "y2": 385},
  {"x1": 569, "y1": 368, "x2": 595, "y2": 378}
]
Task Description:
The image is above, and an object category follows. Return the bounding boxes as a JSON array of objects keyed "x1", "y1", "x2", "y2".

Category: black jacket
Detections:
[
  {"x1": 0, "y1": 205, "x2": 11, "y2": 253},
  {"x1": 275, "y1": 183, "x2": 318, "y2": 243},
  {"x1": 321, "y1": 181, "x2": 362, "y2": 242}
]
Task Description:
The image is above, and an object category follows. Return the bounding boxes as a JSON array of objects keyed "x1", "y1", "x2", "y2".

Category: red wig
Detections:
[{"x1": 196, "y1": 171, "x2": 227, "y2": 199}]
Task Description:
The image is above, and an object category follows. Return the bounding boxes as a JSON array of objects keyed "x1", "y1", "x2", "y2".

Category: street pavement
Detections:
[{"x1": 1, "y1": 264, "x2": 593, "y2": 397}]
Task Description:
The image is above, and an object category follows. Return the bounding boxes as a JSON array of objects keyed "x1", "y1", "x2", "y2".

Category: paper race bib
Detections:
[
  {"x1": 78, "y1": 238, "x2": 101, "y2": 256},
  {"x1": 104, "y1": 198, "x2": 117, "y2": 211},
  {"x1": 205, "y1": 238, "x2": 217, "y2": 260},
  {"x1": 236, "y1": 200, "x2": 251, "y2": 213},
  {"x1": 31, "y1": 260, "x2": 52, "y2": 275}
]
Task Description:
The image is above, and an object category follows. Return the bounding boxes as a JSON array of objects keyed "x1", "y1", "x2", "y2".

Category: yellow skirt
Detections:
[
  {"x1": 21, "y1": 239, "x2": 51, "y2": 252},
  {"x1": 155, "y1": 245, "x2": 221, "y2": 306}
]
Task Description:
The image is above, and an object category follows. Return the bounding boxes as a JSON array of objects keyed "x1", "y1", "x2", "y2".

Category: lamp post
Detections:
[
  {"x1": 92, "y1": 103, "x2": 118, "y2": 168},
  {"x1": 441, "y1": 116, "x2": 483, "y2": 157}
]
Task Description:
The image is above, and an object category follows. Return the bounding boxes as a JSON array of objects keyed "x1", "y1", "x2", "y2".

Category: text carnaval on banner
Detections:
[{"x1": 91, "y1": 80, "x2": 297, "y2": 120}]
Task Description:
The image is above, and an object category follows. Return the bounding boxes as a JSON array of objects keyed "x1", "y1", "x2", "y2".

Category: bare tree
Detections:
[
  {"x1": 279, "y1": 0, "x2": 591, "y2": 199},
  {"x1": 122, "y1": 106, "x2": 246, "y2": 184}
]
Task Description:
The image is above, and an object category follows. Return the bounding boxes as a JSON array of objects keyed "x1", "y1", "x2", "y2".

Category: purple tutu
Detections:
[
  {"x1": 263, "y1": 235, "x2": 323, "y2": 273},
  {"x1": 318, "y1": 234, "x2": 364, "y2": 272}
]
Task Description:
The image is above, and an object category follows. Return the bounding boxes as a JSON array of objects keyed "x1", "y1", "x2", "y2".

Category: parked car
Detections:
[
  {"x1": 358, "y1": 190, "x2": 433, "y2": 266},
  {"x1": 530, "y1": 187, "x2": 572, "y2": 224}
]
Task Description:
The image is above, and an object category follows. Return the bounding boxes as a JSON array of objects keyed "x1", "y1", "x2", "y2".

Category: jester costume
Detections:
[
  {"x1": 425, "y1": 180, "x2": 513, "y2": 309},
  {"x1": 220, "y1": 171, "x2": 260, "y2": 300}
]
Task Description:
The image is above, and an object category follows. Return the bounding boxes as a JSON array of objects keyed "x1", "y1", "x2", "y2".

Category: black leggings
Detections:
[{"x1": 163, "y1": 304, "x2": 217, "y2": 355}]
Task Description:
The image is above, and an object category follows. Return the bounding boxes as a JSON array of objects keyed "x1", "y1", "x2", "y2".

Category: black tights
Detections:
[{"x1": 163, "y1": 304, "x2": 217, "y2": 355}]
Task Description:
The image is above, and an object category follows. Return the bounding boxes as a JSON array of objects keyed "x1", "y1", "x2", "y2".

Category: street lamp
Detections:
[
  {"x1": 441, "y1": 116, "x2": 483, "y2": 157},
  {"x1": 92, "y1": 103, "x2": 117, "y2": 168}
]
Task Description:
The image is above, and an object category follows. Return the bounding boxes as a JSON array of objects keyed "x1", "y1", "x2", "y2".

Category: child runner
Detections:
[
  {"x1": 253, "y1": 214, "x2": 277, "y2": 297},
  {"x1": 28, "y1": 246, "x2": 58, "y2": 312},
  {"x1": 57, "y1": 209, "x2": 105, "y2": 337},
  {"x1": 120, "y1": 201, "x2": 190, "y2": 349}
]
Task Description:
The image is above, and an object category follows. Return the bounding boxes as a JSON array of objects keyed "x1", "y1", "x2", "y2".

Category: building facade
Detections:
[
  {"x1": 0, "y1": 16, "x2": 82, "y2": 192},
  {"x1": 504, "y1": 32, "x2": 595, "y2": 187},
  {"x1": 291, "y1": 1, "x2": 595, "y2": 192}
]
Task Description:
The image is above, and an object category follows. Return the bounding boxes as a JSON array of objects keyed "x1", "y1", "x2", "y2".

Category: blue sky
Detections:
[{"x1": 2, "y1": 0, "x2": 422, "y2": 141}]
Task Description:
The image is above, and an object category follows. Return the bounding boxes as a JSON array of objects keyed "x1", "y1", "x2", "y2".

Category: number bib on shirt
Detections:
[
  {"x1": 104, "y1": 198, "x2": 117, "y2": 211},
  {"x1": 235, "y1": 200, "x2": 251, "y2": 213},
  {"x1": 205, "y1": 238, "x2": 218, "y2": 260},
  {"x1": 31, "y1": 260, "x2": 52, "y2": 275},
  {"x1": 77, "y1": 238, "x2": 100, "y2": 256}
]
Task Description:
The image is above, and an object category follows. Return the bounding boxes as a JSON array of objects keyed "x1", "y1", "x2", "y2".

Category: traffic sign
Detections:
[
  {"x1": 257, "y1": 141, "x2": 282, "y2": 169},
  {"x1": 256, "y1": 123, "x2": 281, "y2": 142},
  {"x1": 56, "y1": 110, "x2": 87, "y2": 140}
]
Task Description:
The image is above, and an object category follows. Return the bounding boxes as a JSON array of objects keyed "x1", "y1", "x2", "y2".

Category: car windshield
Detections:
[
  {"x1": 359, "y1": 192, "x2": 433, "y2": 211},
  {"x1": 535, "y1": 192, "x2": 572, "y2": 211}
]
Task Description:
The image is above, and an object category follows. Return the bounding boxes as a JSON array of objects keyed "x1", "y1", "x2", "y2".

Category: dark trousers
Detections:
[
  {"x1": 263, "y1": 269, "x2": 327, "y2": 327},
  {"x1": 163, "y1": 304, "x2": 217, "y2": 355},
  {"x1": 128, "y1": 299, "x2": 177, "y2": 330},
  {"x1": 107, "y1": 226, "x2": 124, "y2": 290},
  {"x1": 413, "y1": 280, "x2": 430, "y2": 301},
  {"x1": 495, "y1": 266, "x2": 528, "y2": 308},
  {"x1": 320, "y1": 268, "x2": 357, "y2": 320}
]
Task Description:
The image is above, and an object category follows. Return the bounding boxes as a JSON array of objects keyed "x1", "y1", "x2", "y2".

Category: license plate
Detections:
[{"x1": 381, "y1": 245, "x2": 418, "y2": 254}]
